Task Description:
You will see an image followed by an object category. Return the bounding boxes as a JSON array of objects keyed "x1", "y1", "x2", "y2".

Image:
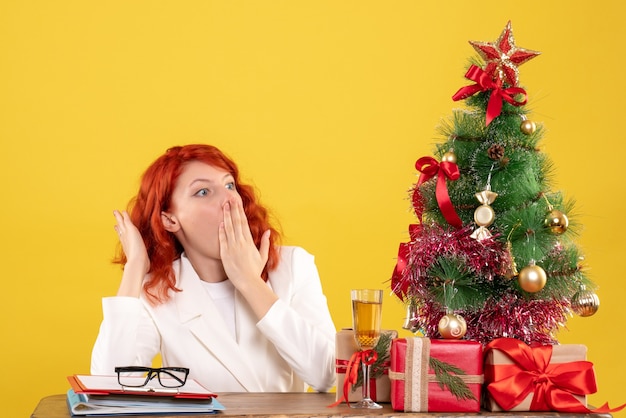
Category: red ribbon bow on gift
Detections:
[
  {"x1": 485, "y1": 338, "x2": 626, "y2": 414},
  {"x1": 329, "y1": 349, "x2": 378, "y2": 407},
  {"x1": 452, "y1": 65, "x2": 527, "y2": 126},
  {"x1": 415, "y1": 156, "x2": 462, "y2": 229}
]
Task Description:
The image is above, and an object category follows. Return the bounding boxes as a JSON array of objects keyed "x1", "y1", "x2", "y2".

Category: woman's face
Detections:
[{"x1": 164, "y1": 160, "x2": 240, "y2": 261}]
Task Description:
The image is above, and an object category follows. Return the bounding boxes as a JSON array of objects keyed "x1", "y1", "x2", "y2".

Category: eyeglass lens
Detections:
[{"x1": 116, "y1": 367, "x2": 188, "y2": 388}]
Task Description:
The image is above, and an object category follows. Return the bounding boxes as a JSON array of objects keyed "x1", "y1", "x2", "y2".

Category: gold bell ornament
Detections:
[{"x1": 402, "y1": 297, "x2": 421, "y2": 333}]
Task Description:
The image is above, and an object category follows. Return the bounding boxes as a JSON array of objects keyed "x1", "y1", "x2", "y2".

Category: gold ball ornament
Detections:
[
  {"x1": 520, "y1": 119, "x2": 536, "y2": 135},
  {"x1": 518, "y1": 263, "x2": 547, "y2": 293},
  {"x1": 571, "y1": 288, "x2": 600, "y2": 317},
  {"x1": 442, "y1": 151, "x2": 457, "y2": 164},
  {"x1": 438, "y1": 313, "x2": 467, "y2": 339},
  {"x1": 544, "y1": 209, "x2": 569, "y2": 234}
]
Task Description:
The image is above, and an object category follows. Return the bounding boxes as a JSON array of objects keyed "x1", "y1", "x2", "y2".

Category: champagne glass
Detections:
[{"x1": 350, "y1": 289, "x2": 383, "y2": 409}]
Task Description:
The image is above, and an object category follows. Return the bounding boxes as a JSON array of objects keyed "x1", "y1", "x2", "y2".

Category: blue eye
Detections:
[
  {"x1": 195, "y1": 188, "x2": 209, "y2": 197},
  {"x1": 226, "y1": 182, "x2": 236, "y2": 191}
]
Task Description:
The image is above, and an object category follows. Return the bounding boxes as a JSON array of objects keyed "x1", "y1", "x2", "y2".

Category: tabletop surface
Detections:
[{"x1": 31, "y1": 392, "x2": 612, "y2": 418}]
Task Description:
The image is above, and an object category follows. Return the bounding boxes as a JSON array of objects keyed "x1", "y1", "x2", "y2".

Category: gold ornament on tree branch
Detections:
[
  {"x1": 520, "y1": 115, "x2": 536, "y2": 135},
  {"x1": 442, "y1": 149, "x2": 457, "y2": 164},
  {"x1": 438, "y1": 311, "x2": 467, "y2": 339},
  {"x1": 571, "y1": 285, "x2": 600, "y2": 317},
  {"x1": 545, "y1": 209, "x2": 569, "y2": 234},
  {"x1": 437, "y1": 283, "x2": 467, "y2": 339},
  {"x1": 542, "y1": 195, "x2": 569, "y2": 234},
  {"x1": 518, "y1": 259, "x2": 547, "y2": 293}
]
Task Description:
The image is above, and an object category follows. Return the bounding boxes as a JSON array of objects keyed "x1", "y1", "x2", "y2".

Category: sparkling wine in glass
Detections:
[{"x1": 351, "y1": 289, "x2": 383, "y2": 409}]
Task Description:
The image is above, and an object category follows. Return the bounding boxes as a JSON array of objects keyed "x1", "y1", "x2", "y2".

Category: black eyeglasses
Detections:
[{"x1": 114, "y1": 366, "x2": 190, "y2": 388}]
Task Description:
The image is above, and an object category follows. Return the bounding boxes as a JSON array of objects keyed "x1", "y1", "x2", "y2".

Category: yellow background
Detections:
[{"x1": 1, "y1": 1, "x2": 624, "y2": 416}]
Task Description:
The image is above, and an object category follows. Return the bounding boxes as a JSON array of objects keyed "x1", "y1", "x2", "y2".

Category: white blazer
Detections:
[{"x1": 91, "y1": 246, "x2": 336, "y2": 392}]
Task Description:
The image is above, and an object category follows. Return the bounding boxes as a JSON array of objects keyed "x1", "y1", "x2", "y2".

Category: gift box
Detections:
[
  {"x1": 484, "y1": 338, "x2": 595, "y2": 412},
  {"x1": 389, "y1": 337, "x2": 483, "y2": 412},
  {"x1": 335, "y1": 328, "x2": 397, "y2": 403}
]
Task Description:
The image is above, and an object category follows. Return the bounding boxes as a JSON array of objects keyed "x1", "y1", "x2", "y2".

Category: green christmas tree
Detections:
[{"x1": 391, "y1": 21, "x2": 599, "y2": 345}]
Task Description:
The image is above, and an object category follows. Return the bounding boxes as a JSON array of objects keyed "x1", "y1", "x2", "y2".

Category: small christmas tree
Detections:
[{"x1": 391, "y1": 21, "x2": 600, "y2": 345}]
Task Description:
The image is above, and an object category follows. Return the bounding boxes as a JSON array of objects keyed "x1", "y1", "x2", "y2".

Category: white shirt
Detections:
[{"x1": 201, "y1": 279, "x2": 236, "y2": 338}]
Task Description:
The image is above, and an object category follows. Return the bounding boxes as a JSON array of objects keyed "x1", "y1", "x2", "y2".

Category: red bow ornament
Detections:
[
  {"x1": 452, "y1": 65, "x2": 527, "y2": 126},
  {"x1": 391, "y1": 242, "x2": 410, "y2": 299},
  {"x1": 485, "y1": 338, "x2": 626, "y2": 414},
  {"x1": 415, "y1": 156, "x2": 462, "y2": 229},
  {"x1": 391, "y1": 224, "x2": 423, "y2": 300}
]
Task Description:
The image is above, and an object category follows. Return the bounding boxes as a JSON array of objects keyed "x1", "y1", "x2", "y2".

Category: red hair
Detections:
[{"x1": 114, "y1": 144, "x2": 282, "y2": 304}]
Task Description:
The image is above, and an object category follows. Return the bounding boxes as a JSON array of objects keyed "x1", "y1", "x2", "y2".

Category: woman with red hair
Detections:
[{"x1": 91, "y1": 144, "x2": 336, "y2": 393}]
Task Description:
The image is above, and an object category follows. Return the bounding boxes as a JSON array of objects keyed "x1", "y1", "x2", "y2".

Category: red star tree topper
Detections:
[{"x1": 470, "y1": 20, "x2": 540, "y2": 86}]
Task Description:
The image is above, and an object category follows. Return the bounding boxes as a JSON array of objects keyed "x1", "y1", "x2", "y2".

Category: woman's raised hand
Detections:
[{"x1": 114, "y1": 210, "x2": 150, "y2": 297}]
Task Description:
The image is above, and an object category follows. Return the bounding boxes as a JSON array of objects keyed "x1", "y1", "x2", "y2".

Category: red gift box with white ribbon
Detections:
[{"x1": 389, "y1": 337, "x2": 483, "y2": 412}]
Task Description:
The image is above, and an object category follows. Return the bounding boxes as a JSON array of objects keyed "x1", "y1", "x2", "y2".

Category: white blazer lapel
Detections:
[{"x1": 175, "y1": 256, "x2": 263, "y2": 391}]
